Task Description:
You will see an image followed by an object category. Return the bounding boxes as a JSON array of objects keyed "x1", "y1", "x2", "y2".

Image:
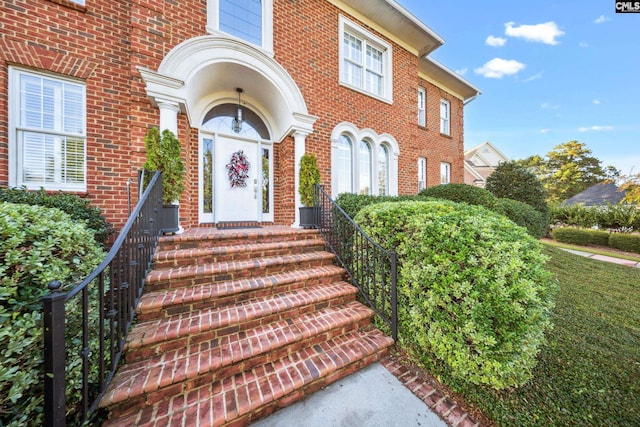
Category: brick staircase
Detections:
[{"x1": 99, "y1": 227, "x2": 394, "y2": 426}]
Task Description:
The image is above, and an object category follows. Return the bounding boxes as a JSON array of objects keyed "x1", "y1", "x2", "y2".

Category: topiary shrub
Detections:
[
  {"x1": 551, "y1": 227, "x2": 610, "y2": 246},
  {"x1": 335, "y1": 193, "x2": 430, "y2": 219},
  {"x1": 418, "y1": 183, "x2": 498, "y2": 210},
  {"x1": 608, "y1": 232, "x2": 640, "y2": 254},
  {"x1": 0, "y1": 202, "x2": 105, "y2": 426},
  {"x1": 486, "y1": 161, "x2": 549, "y2": 215},
  {"x1": 355, "y1": 200, "x2": 557, "y2": 389},
  {"x1": 495, "y1": 198, "x2": 548, "y2": 238},
  {"x1": 0, "y1": 187, "x2": 112, "y2": 247}
]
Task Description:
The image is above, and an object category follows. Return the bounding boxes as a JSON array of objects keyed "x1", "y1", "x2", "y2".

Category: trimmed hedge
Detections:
[
  {"x1": 551, "y1": 227, "x2": 610, "y2": 246},
  {"x1": 355, "y1": 200, "x2": 556, "y2": 389},
  {"x1": 608, "y1": 233, "x2": 640, "y2": 254},
  {"x1": 0, "y1": 202, "x2": 105, "y2": 426},
  {"x1": 0, "y1": 187, "x2": 112, "y2": 247},
  {"x1": 495, "y1": 198, "x2": 548, "y2": 238},
  {"x1": 335, "y1": 193, "x2": 430, "y2": 219},
  {"x1": 418, "y1": 183, "x2": 497, "y2": 210},
  {"x1": 551, "y1": 203, "x2": 640, "y2": 231}
]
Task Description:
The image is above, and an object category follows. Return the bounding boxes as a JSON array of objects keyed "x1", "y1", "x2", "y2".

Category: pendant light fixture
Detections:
[{"x1": 232, "y1": 87, "x2": 243, "y2": 133}]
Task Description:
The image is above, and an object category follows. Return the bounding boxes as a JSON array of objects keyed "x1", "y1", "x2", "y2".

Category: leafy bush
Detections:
[
  {"x1": 551, "y1": 227, "x2": 610, "y2": 246},
  {"x1": 608, "y1": 233, "x2": 640, "y2": 254},
  {"x1": 355, "y1": 200, "x2": 556, "y2": 389},
  {"x1": 495, "y1": 198, "x2": 548, "y2": 238},
  {"x1": 486, "y1": 161, "x2": 549, "y2": 214},
  {"x1": 335, "y1": 193, "x2": 430, "y2": 219},
  {"x1": 0, "y1": 202, "x2": 105, "y2": 426},
  {"x1": 551, "y1": 203, "x2": 640, "y2": 231},
  {"x1": 550, "y1": 203, "x2": 598, "y2": 229},
  {"x1": 419, "y1": 183, "x2": 497, "y2": 210},
  {"x1": 0, "y1": 187, "x2": 112, "y2": 247}
]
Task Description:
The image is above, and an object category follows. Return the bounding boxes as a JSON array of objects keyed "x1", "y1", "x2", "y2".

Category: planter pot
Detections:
[
  {"x1": 299, "y1": 206, "x2": 318, "y2": 229},
  {"x1": 160, "y1": 204, "x2": 180, "y2": 233}
]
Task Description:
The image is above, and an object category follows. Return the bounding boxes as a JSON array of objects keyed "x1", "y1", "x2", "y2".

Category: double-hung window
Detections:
[
  {"x1": 208, "y1": 0, "x2": 273, "y2": 51},
  {"x1": 440, "y1": 99, "x2": 450, "y2": 135},
  {"x1": 440, "y1": 162, "x2": 451, "y2": 185},
  {"x1": 418, "y1": 88, "x2": 426, "y2": 127},
  {"x1": 9, "y1": 68, "x2": 86, "y2": 191},
  {"x1": 339, "y1": 16, "x2": 392, "y2": 102},
  {"x1": 418, "y1": 157, "x2": 427, "y2": 191}
]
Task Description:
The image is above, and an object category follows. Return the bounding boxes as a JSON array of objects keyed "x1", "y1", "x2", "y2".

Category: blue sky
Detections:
[{"x1": 401, "y1": 0, "x2": 640, "y2": 175}]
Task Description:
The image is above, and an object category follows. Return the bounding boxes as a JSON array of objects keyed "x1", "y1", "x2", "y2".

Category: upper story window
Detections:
[
  {"x1": 440, "y1": 99, "x2": 450, "y2": 135},
  {"x1": 440, "y1": 162, "x2": 451, "y2": 184},
  {"x1": 208, "y1": 0, "x2": 274, "y2": 51},
  {"x1": 339, "y1": 16, "x2": 393, "y2": 103},
  {"x1": 8, "y1": 68, "x2": 86, "y2": 191},
  {"x1": 418, "y1": 157, "x2": 427, "y2": 191},
  {"x1": 418, "y1": 87, "x2": 426, "y2": 127},
  {"x1": 71, "y1": 0, "x2": 85, "y2": 4}
]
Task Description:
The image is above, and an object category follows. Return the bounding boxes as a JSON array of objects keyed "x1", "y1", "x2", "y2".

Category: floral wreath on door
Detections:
[{"x1": 226, "y1": 150, "x2": 250, "y2": 188}]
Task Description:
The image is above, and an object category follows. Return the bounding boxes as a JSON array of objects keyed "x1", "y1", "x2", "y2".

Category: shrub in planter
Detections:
[
  {"x1": 355, "y1": 200, "x2": 557, "y2": 389},
  {"x1": 0, "y1": 187, "x2": 112, "y2": 247},
  {"x1": 495, "y1": 198, "x2": 548, "y2": 238},
  {"x1": 418, "y1": 183, "x2": 498, "y2": 210},
  {"x1": 0, "y1": 202, "x2": 105, "y2": 426},
  {"x1": 608, "y1": 233, "x2": 640, "y2": 254},
  {"x1": 551, "y1": 227, "x2": 610, "y2": 246}
]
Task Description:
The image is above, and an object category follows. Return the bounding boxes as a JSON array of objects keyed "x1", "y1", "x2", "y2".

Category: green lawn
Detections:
[{"x1": 413, "y1": 246, "x2": 640, "y2": 426}]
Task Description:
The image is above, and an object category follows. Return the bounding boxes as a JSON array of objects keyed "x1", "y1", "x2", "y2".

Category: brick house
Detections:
[{"x1": 0, "y1": 0, "x2": 480, "y2": 230}]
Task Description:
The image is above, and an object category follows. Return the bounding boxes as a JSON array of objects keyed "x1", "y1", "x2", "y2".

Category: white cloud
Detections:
[
  {"x1": 486, "y1": 35, "x2": 507, "y2": 47},
  {"x1": 579, "y1": 41, "x2": 590, "y2": 48},
  {"x1": 474, "y1": 58, "x2": 526, "y2": 78},
  {"x1": 540, "y1": 129, "x2": 552, "y2": 134},
  {"x1": 455, "y1": 67, "x2": 468, "y2": 76},
  {"x1": 578, "y1": 125, "x2": 614, "y2": 132},
  {"x1": 593, "y1": 99, "x2": 601, "y2": 105},
  {"x1": 594, "y1": 15, "x2": 611, "y2": 24},
  {"x1": 541, "y1": 102, "x2": 560, "y2": 110},
  {"x1": 523, "y1": 71, "x2": 544, "y2": 82},
  {"x1": 504, "y1": 21, "x2": 565, "y2": 45}
]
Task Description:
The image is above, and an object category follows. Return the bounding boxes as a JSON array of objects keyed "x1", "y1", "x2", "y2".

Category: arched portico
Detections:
[{"x1": 138, "y1": 36, "x2": 317, "y2": 227}]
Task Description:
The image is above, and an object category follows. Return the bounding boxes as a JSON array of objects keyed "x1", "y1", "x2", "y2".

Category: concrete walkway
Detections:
[{"x1": 560, "y1": 248, "x2": 640, "y2": 268}]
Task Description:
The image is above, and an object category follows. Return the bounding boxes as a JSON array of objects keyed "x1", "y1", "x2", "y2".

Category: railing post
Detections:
[
  {"x1": 43, "y1": 281, "x2": 67, "y2": 427},
  {"x1": 390, "y1": 251, "x2": 398, "y2": 341}
]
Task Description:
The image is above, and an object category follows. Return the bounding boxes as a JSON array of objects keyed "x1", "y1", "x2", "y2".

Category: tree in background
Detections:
[
  {"x1": 485, "y1": 161, "x2": 549, "y2": 214},
  {"x1": 619, "y1": 172, "x2": 640, "y2": 204},
  {"x1": 517, "y1": 141, "x2": 618, "y2": 202}
]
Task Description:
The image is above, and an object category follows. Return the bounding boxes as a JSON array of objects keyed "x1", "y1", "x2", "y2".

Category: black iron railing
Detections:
[
  {"x1": 42, "y1": 171, "x2": 164, "y2": 427},
  {"x1": 314, "y1": 185, "x2": 397, "y2": 340}
]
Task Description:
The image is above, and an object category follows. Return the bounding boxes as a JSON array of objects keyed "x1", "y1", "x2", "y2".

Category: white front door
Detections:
[{"x1": 199, "y1": 133, "x2": 273, "y2": 224}]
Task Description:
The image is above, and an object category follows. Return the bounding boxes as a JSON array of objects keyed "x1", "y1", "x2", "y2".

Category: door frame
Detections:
[{"x1": 198, "y1": 131, "x2": 274, "y2": 224}]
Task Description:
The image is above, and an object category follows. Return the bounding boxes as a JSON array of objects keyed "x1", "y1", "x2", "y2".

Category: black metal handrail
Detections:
[
  {"x1": 314, "y1": 185, "x2": 397, "y2": 341},
  {"x1": 42, "y1": 171, "x2": 164, "y2": 426}
]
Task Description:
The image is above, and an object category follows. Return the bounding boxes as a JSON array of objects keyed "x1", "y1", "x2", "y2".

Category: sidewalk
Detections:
[{"x1": 559, "y1": 248, "x2": 640, "y2": 268}]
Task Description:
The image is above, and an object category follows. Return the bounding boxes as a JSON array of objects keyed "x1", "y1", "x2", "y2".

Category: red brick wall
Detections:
[{"x1": 0, "y1": 0, "x2": 467, "y2": 230}]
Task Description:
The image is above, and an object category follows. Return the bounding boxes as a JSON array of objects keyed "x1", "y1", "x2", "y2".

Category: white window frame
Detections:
[
  {"x1": 331, "y1": 122, "x2": 399, "y2": 197},
  {"x1": 440, "y1": 162, "x2": 451, "y2": 185},
  {"x1": 418, "y1": 87, "x2": 426, "y2": 127},
  {"x1": 8, "y1": 67, "x2": 87, "y2": 192},
  {"x1": 440, "y1": 99, "x2": 450, "y2": 135},
  {"x1": 339, "y1": 15, "x2": 393, "y2": 103},
  {"x1": 207, "y1": 0, "x2": 274, "y2": 53},
  {"x1": 377, "y1": 144, "x2": 390, "y2": 196},
  {"x1": 418, "y1": 157, "x2": 427, "y2": 191}
]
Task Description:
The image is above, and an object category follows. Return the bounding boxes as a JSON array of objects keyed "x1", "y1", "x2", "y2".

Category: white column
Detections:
[
  {"x1": 158, "y1": 100, "x2": 180, "y2": 135},
  {"x1": 292, "y1": 131, "x2": 308, "y2": 228}
]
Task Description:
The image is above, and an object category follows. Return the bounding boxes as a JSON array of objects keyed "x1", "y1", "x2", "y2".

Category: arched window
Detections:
[
  {"x1": 335, "y1": 134, "x2": 353, "y2": 195},
  {"x1": 359, "y1": 140, "x2": 372, "y2": 195},
  {"x1": 378, "y1": 144, "x2": 389, "y2": 196}
]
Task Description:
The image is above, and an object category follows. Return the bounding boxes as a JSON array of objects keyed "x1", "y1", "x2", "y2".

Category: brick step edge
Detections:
[
  {"x1": 157, "y1": 228, "x2": 321, "y2": 252},
  {"x1": 144, "y1": 251, "x2": 336, "y2": 291},
  {"x1": 125, "y1": 281, "x2": 358, "y2": 354},
  {"x1": 102, "y1": 327, "x2": 395, "y2": 427},
  {"x1": 136, "y1": 265, "x2": 346, "y2": 321},
  {"x1": 100, "y1": 301, "x2": 374, "y2": 407},
  {"x1": 152, "y1": 238, "x2": 327, "y2": 270}
]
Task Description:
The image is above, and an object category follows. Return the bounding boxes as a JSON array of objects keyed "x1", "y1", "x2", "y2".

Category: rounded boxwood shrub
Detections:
[
  {"x1": 0, "y1": 202, "x2": 105, "y2": 426},
  {"x1": 335, "y1": 192, "x2": 430, "y2": 219},
  {"x1": 418, "y1": 183, "x2": 498, "y2": 210},
  {"x1": 355, "y1": 200, "x2": 557, "y2": 389},
  {"x1": 485, "y1": 161, "x2": 549, "y2": 215},
  {"x1": 495, "y1": 198, "x2": 548, "y2": 238},
  {"x1": 0, "y1": 187, "x2": 112, "y2": 247}
]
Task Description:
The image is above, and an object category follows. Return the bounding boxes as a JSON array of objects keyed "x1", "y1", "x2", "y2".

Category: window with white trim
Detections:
[
  {"x1": 359, "y1": 141, "x2": 372, "y2": 195},
  {"x1": 440, "y1": 162, "x2": 451, "y2": 184},
  {"x1": 440, "y1": 99, "x2": 450, "y2": 135},
  {"x1": 339, "y1": 16, "x2": 392, "y2": 102},
  {"x1": 418, "y1": 157, "x2": 427, "y2": 191},
  {"x1": 208, "y1": 0, "x2": 273, "y2": 51},
  {"x1": 418, "y1": 87, "x2": 426, "y2": 127},
  {"x1": 9, "y1": 68, "x2": 86, "y2": 191},
  {"x1": 378, "y1": 145, "x2": 389, "y2": 196},
  {"x1": 335, "y1": 134, "x2": 353, "y2": 195}
]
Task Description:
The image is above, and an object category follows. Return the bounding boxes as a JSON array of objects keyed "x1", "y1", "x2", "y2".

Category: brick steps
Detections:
[{"x1": 99, "y1": 227, "x2": 393, "y2": 426}]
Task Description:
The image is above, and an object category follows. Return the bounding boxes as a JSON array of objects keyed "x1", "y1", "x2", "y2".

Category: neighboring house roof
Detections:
[
  {"x1": 463, "y1": 141, "x2": 510, "y2": 187},
  {"x1": 563, "y1": 183, "x2": 627, "y2": 206}
]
